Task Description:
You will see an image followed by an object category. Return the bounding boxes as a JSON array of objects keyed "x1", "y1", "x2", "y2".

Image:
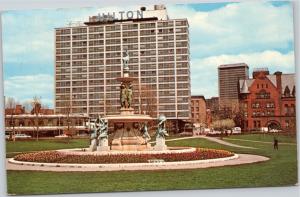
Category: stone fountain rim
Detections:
[{"x1": 56, "y1": 146, "x2": 197, "y2": 155}]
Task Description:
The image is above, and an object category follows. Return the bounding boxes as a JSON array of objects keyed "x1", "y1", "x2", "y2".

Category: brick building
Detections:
[
  {"x1": 191, "y1": 95, "x2": 207, "y2": 125},
  {"x1": 238, "y1": 69, "x2": 296, "y2": 131}
]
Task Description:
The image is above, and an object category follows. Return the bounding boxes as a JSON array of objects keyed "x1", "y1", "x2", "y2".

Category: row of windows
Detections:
[
  {"x1": 57, "y1": 27, "x2": 187, "y2": 38},
  {"x1": 56, "y1": 34, "x2": 188, "y2": 45},
  {"x1": 56, "y1": 20, "x2": 187, "y2": 35},
  {"x1": 251, "y1": 102, "x2": 275, "y2": 108}
]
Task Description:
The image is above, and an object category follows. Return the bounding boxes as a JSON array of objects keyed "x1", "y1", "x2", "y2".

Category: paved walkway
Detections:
[
  {"x1": 225, "y1": 138, "x2": 297, "y2": 146},
  {"x1": 151, "y1": 136, "x2": 256, "y2": 149},
  {"x1": 199, "y1": 136, "x2": 257, "y2": 149},
  {"x1": 6, "y1": 154, "x2": 269, "y2": 172}
]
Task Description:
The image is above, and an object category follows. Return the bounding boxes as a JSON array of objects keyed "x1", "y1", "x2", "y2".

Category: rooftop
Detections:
[{"x1": 218, "y1": 63, "x2": 249, "y2": 69}]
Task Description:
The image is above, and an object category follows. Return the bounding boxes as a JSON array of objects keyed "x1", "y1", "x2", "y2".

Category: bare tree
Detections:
[
  {"x1": 22, "y1": 100, "x2": 33, "y2": 113},
  {"x1": 5, "y1": 97, "x2": 17, "y2": 141},
  {"x1": 139, "y1": 85, "x2": 157, "y2": 117},
  {"x1": 31, "y1": 96, "x2": 42, "y2": 141}
]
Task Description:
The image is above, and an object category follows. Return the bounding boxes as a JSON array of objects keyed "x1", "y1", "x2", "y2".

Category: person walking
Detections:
[{"x1": 273, "y1": 137, "x2": 279, "y2": 150}]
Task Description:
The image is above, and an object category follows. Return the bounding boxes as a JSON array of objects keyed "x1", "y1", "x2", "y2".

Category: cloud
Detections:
[
  {"x1": 2, "y1": 2, "x2": 295, "y2": 103},
  {"x1": 191, "y1": 50, "x2": 295, "y2": 98},
  {"x1": 168, "y1": 1, "x2": 294, "y2": 58},
  {"x1": 4, "y1": 74, "x2": 54, "y2": 107}
]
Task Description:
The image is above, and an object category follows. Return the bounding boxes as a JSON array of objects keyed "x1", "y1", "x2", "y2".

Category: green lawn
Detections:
[
  {"x1": 6, "y1": 138, "x2": 89, "y2": 158},
  {"x1": 224, "y1": 133, "x2": 297, "y2": 144},
  {"x1": 6, "y1": 134, "x2": 298, "y2": 195}
]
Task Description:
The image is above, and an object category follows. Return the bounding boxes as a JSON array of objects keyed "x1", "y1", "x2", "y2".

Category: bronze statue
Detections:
[{"x1": 156, "y1": 114, "x2": 169, "y2": 138}]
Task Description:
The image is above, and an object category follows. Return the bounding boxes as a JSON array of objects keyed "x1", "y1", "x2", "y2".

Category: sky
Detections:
[{"x1": 2, "y1": 1, "x2": 295, "y2": 108}]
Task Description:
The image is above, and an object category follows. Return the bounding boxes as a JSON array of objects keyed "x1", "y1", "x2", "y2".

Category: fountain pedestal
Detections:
[
  {"x1": 97, "y1": 138, "x2": 110, "y2": 151},
  {"x1": 89, "y1": 139, "x2": 97, "y2": 152},
  {"x1": 154, "y1": 137, "x2": 168, "y2": 151},
  {"x1": 107, "y1": 114, "x2": 153, "y2": 151}
]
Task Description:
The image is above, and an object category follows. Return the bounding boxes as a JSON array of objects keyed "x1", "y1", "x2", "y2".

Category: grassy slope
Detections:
[{"x1": 6, "y1": 134, "x2": 298, "y2": 195}]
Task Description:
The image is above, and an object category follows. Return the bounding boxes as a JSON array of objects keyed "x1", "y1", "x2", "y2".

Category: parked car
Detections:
[
  {"x1": 231, "y1": 127, "x2": 242, "y2": 134},
  {"x1": 201, "y1": 128, "x2": 211, "y2": 135},
  {"x1": 260, "y1": 127, "x2": 269, "y2": 133},
  {"x1": 269, "y1": 129, "x2": 281, "y2": 133},
  {"x1": 208, "y1": 130, "x2": 221, "y2": 135},
  {"x1": 55, "y1": 134, "x2": 69, "y2": 138},
  {"x1": 14, "y1": 134, "x2": 31, "y2": 139}
]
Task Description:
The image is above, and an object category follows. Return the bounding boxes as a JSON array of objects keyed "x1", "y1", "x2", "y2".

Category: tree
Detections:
[
  {"x1": 139, "y1": 85, "x2": 157, "y2": 117},
  {"x1": 211, "y1": 119, "x2": 235, "y2": 132},
  {"x1": 31, "y1": 96, "x2": 42, "y2": 141},
  {"x1": 5, "y1": 97, "x2": 17, "y2": 141},
  {"x1": 22, "y1": 100, "x2": 33, "y2": 113}
]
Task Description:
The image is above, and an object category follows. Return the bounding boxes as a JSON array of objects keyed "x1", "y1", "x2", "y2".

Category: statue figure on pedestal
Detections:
[
  {"x1": 96, "y1": 116, "x2": 110, "y2": 151},
  {"x1": 156, "y1": 114, "x2": 169, "y2": 138},
  {"x1": 127, "y1": 84, "x2": 133, "y2": 108},
  {"x1": 141, "y1": 123, "x2": 151, "y2": 143},
  {"x1": 120, "y1": 83, "x2": 126, "y2": 108},
  {"x1": 98, "y1": 116, "x2": 108, "y2": 139},
  {"x1": 154, "y1": 114, "x2": 168, "y2": 151},
  {"x1": 122, "y1": 50, "x2": 130, "y2": 72},
  {"x1": 88, "y1": 120, "x2": 99, "y2": 151}
]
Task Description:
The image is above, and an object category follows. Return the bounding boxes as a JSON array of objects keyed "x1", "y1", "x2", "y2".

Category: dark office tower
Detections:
[{"x1": 218, "y1": 63, "x2": 249, "y2": 110}]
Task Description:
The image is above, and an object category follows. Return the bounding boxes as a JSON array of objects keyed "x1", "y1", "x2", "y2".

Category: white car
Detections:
[
  {"x1": 55, "y1": 134, "x2": 69, "y2": 138},
  {"x1": 269, "y1": 129, "x2": 281, "y2": 133},
  {"x1": 208, "y1": 130, "x2": 221, "y2": 135},
  {"x1": 231, "y1": 127, "x2": 242, "y2": 134},
  {"x1": 14, "y1": 134, "x2": 31, "y2": 139},
  {"x1": 260, "y1": 127, "x2": 269, "y2": 133}
]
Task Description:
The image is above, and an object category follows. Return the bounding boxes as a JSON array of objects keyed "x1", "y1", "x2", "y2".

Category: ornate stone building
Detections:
[{"x1": 238, "y1": 69, "x2": 296, "y2": 131}]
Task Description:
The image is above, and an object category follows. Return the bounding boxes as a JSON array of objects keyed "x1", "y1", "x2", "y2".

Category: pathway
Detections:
[
  {"x1": 199, "y1": 136, "x2": 257, "y2": 149},
  {"x1": 151, "y1": 135, "x2": 256, "y2": 149},
  {"x1": 225, "y1": 138, "x2": 297, "y2": 146}
]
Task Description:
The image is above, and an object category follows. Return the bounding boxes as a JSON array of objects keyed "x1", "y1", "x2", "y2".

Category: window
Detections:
[
  {"x1": 285, "y1": 120, "x2": 290, "y2": 128},
  {"x1": 284, "y1": 104, "x2": 289, "y2": 115},
  {"x1": 252, "y1": 103, "x2": 260, "y2": 108},
  {"x1": 256, "y1": 90, "x2": 270, "y2": 99}
]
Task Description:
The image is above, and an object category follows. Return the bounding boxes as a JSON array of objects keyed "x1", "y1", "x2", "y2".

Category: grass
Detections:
[
  {"x1": 6, "y1": 134, "x2": 298, "y2": 195},
  {"x1": 224, "y1": 133, "x2": 297, "y2": 144},
  {"x1": 6, "y1": 138, "x2": 89, "y2": 158}
]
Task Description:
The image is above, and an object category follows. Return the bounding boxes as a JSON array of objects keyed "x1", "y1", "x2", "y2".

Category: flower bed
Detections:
[{"x1": 14, "y1": 148, "x2": 234, "y2": 164}]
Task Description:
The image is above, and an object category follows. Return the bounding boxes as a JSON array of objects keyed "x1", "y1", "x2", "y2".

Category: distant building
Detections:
[
  {"x1": 191, "y1": 95, "x2": 207, "y2": 125},
  {"x1": 218, "y1": 63, "x2": 249, "y2": 110},
  {"x1": 5, "y1": 104, "x2": 88, "y2": 137},
  {"x1": 238, "y1": 69, "x2": 296, "y2": 131},
  {"x1": 206, "y1": 97, "x2": 219, "y2": 113},
  {"x1": 5, "y1": 104, "x2": 26, "y2": 115}
]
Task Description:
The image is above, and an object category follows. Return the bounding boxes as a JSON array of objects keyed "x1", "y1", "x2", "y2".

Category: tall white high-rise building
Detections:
[{"x1": 55, "y1": 5, "x2": 190, "y2": 120}]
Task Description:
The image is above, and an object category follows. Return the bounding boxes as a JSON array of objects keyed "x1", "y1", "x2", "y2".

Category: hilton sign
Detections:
[{"x1": 95, "y1": 10, "x2": 144, "y2": 22}]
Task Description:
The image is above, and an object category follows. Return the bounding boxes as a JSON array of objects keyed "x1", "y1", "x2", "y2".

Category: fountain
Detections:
[{"x1": 89, "y1": 50, "x2": 166, "y2": 152}]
